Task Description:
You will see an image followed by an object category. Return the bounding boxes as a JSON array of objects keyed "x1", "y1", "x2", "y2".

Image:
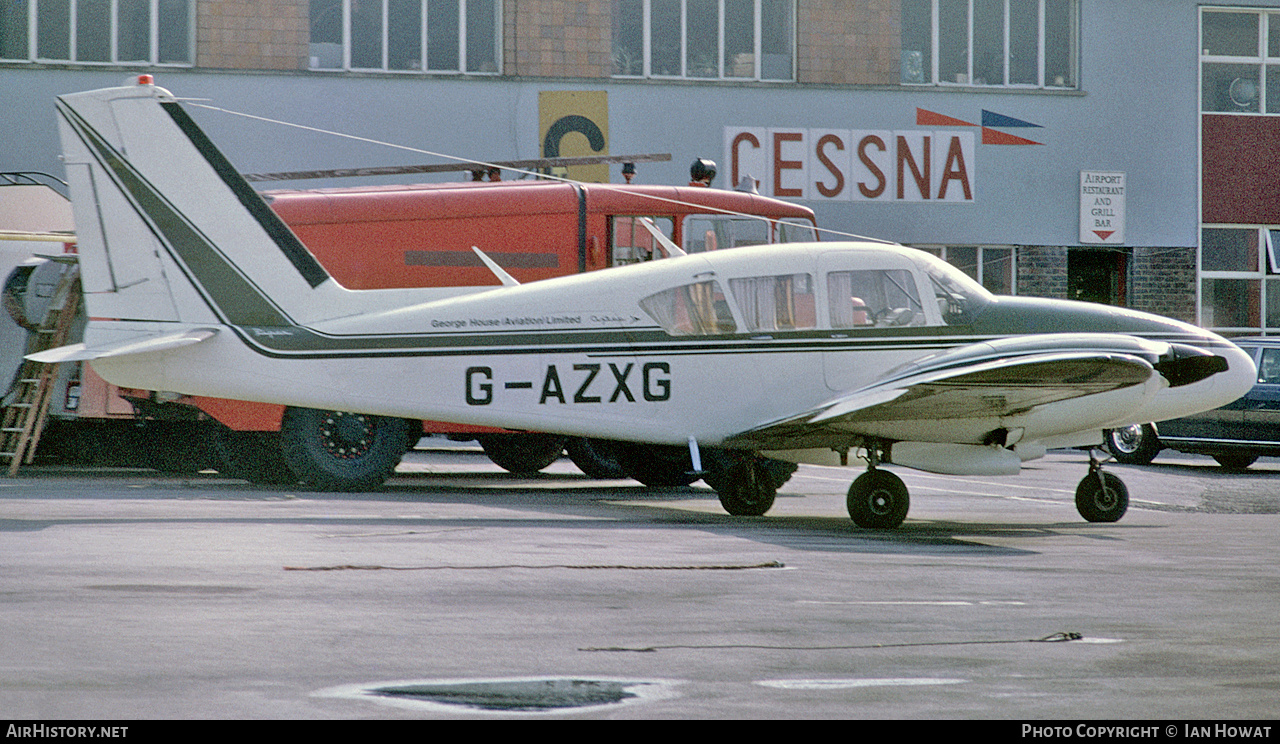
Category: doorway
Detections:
[{"x1": 1068, "y1": 248, "x2": 1128, "y2": 306}]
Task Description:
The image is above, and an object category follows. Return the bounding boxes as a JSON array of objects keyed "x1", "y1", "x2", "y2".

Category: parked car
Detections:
[{"x1": 1107, "y1": 337, "x2": 1280, "y2": 469}]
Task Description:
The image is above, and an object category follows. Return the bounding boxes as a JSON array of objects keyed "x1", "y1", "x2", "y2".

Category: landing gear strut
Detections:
[
  {"x1": 846, "y1": 443, "x2": 910, "y2": 529},
  {"x1": 1075, "y1": 451, "x2": 1129, "y2": 523}
]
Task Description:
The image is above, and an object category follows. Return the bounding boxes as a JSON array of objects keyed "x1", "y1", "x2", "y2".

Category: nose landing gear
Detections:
[{"x1": 1075, "y1": 451, "x2": 1129, "y2": 523}]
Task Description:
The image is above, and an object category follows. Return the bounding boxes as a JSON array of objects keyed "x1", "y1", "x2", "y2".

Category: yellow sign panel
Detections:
[{"x1": 539, "y1": 91, "x2": 609, "y2": 183}]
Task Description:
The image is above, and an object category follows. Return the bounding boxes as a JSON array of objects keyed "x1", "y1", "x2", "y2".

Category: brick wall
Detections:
[
  {"x1": 197, "y1": 0, "x2": 309, "y2": 71},
  {"x1": 1129, "y1": 246, "x2": 1197, "y2": 323},
  {"x1": 505, "y1": 0, "x2": 613, "y2": 78},
  {"x1": 797, "y1": 0, "x2": 900, "y2": 85},
  {"x1": 1016, "y1": 245, "x2": 1069, "y2": 300}
]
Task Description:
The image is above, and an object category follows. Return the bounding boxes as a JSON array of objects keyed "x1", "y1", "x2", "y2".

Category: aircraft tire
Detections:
[
  {"x1": 477, "y1": 433, "x2": 567, "y2": 474},
  {"x1": 280, "y1": 407, "x2": 413, "y2": 491},
  {"x1": 210, "y1": 427, "x2": 298, "y2": 485},
  {"x1": 1105, "y1": 424, "x2": 1161, "y2": 465},
  {"x1": 614, "y1": 443, "x2": 697, "y2": 487},
  {"x1": 1075, "y1": 470, "x2": 1129, "y2": 523},
  {"x1": 847, "y1": 469, "x2": 910, "y2": 528},
  {"x1": 714, "y1": 458, "x2": 777, "y2": 516},
  {"x1": 566, "y1": 438, "x2": 626, "y2": 479}
]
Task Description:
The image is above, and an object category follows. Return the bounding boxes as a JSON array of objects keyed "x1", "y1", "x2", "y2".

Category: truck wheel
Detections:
[
  {"x1": 209, "y1": 427, "x2": 297, "y2": 485},
  {"x1": 614, "y1": 443, "x2": 698, "y2": 487},
  {"x1": 566, "y1": 438, "x2": 626, "y2": 479},
  {"x1": 280, "y1": 407, "x2": 413, "y2": 491},
  {"x1": 477, "y1": 433, "x2": 567, "y2": 473}
]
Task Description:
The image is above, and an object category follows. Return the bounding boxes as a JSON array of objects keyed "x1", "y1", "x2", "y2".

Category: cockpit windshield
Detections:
[{"x1": 909, "y1": 250, "x2": 994, "y2": 325}]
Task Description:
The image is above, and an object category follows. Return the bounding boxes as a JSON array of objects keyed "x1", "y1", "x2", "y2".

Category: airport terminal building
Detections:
[{"x1": 4, "y1": 1, "x2": 1280, "y2": 334}]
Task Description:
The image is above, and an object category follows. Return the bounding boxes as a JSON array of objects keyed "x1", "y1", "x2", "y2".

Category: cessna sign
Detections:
[{"x1": 725, "y1": 128, "x2": 977, "y2": 203}]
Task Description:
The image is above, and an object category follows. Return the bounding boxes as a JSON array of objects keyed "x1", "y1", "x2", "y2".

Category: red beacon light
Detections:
[{"x1": 137, "y1": 74, "x2": 154, "y2": 86}]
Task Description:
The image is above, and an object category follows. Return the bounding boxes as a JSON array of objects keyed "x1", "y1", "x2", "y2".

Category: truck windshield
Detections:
[
  {"x1": 777, "y1": 219, "x2": 817, "y2": 243},
  {"x1": 683, "y1": 215, "x2": 770, "y2": 252}
]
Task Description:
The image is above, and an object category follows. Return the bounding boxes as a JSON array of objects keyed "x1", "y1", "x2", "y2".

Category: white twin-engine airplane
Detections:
[{"x1": 39, "y1": 79, "x2": 1256, "y2": 528}]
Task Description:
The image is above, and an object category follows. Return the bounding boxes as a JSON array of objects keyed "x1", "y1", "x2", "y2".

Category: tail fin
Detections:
[{"x1": 56, "y1": 79, "x2": 337, "y2": 329}]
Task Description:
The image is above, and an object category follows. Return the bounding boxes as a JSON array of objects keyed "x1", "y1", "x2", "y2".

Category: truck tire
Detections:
[{"x1": 280, "y1": 407, "x2": 413, "y2": 491}]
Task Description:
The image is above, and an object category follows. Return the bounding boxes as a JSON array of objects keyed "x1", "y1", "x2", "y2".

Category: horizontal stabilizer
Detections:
[{"x1": 27, "y1": 328, "x2": 218, "y2": 363}]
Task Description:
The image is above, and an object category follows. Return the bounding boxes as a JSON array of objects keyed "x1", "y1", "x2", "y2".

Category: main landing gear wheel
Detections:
[
  {"x1": 477, "y1": 433, "x2": 568, "y2": 474},
  {"x1": 847, "y1": 469, "x2": 910, "y2": 529},
  {"x1": 566, "y1": 438, "x2": 626, "y2": 479},
  {"x1": 713, "y1": 456, "x2": 778, "y2": 516},
  {"x1": 1075, "y1": 468, "x2": 1129, "y2": 523},
  {"x1": 210, "y1": 427, "x2": 298, "y2": 485},
  {"x1": 613, "y1": 442, "x2": 698, "y2": 487}
]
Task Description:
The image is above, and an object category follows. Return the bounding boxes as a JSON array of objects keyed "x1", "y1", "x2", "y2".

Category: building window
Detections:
[
  {"x1": 1198, "y1": 7, "x2": 1280, "y2": 114},
  {"x1": 310, "y1": 0, "x2": 499, "y2": 73},
  {"x1": 1199, "y1": 226, "x2": 1280, "y2": 333},
  {"x1": 0, "y1": 0, "x2": 192, "y2": 64},
  {"x1": 611, "y1": 0, "x2": 794, "y2": 81},
  {"x1": 900, "y1": 0, "x2": 1077, "y2": 88},
  {"x1": 916, "y1": 245, "x2": 1015, "y2": 295}
]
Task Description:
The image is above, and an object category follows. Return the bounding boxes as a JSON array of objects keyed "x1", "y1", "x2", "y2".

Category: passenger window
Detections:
[
  {"x1": 728, "y1": 274, "x2": 817, "y2": 331},
  {"x1": 827, "y1": 269, "x2": 926, "y2": 328},
  {"x1": 640, "y1": 280, "x2": 738, "y2": 335}
]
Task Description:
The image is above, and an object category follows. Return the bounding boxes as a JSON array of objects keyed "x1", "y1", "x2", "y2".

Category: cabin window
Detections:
[
  {"x1": 640, "y1": 280, "x2": 738, "y2": 335},
  {"x1": 728, "y1": 273, "x2": 816, "y2": 331},
  {"x1": 611, "y1": 216, "x2": 676, "y2": 264},
  {"x1": 827, "y1": 269, "x2": 926, "y2": 329},
  {"x1": 683, "y1": 215, "x2": 770, "y2": 253}
]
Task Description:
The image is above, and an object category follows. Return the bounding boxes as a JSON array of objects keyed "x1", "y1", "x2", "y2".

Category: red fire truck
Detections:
[{"x1": 6, "y1": 163, "x2": 818, "y2": 489}]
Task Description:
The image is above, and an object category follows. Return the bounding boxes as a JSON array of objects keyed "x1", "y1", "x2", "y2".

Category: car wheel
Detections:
[{"x1": 1106, "y1": 424, "x2": 1161, "y2": 465}]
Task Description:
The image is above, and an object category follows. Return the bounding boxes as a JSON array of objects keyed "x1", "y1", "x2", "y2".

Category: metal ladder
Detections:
[{"x1": 1, "y1": 263, "x2": 80, "y2": 475}]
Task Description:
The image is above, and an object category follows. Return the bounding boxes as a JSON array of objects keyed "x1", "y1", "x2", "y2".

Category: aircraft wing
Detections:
[
  {"x1": 727, "y1": 336, "x2": 1166, "y2": 451},
  {"x1": 26, "y1": 328, "x2": 218, "y2": 364}
]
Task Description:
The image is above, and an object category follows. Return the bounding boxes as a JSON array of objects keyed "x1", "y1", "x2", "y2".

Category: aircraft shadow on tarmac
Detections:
[{"x1": 5, "y1": 462, "x2": 1166, "y2": 555}]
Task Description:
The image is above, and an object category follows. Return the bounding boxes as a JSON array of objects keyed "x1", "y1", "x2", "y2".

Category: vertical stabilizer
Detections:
[{"x1": 56, "y1": 79, "x2": 337, "y2": 329}]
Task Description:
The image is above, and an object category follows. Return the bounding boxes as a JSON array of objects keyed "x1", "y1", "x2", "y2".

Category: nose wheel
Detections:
[
  {"x1": 1075, "y1": 454, "x2": 1129, "y2": 523},
  {"x1": 847, "y1": 468, "x2": 910, "y2": 529}
]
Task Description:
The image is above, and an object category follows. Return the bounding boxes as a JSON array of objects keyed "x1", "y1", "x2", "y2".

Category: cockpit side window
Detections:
[
  {"x1": 827, "y1": 269, "x2": 926, "y2": 328},
  {"x1": 728, "y1": 273, "x2": 817, "y2": 331},
  {"x1": 909, "y1": 250, "x2": 994, "y2": 326},
  {"x1": 640, "y1": 280, "x2": 738, "y2": 335}
]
